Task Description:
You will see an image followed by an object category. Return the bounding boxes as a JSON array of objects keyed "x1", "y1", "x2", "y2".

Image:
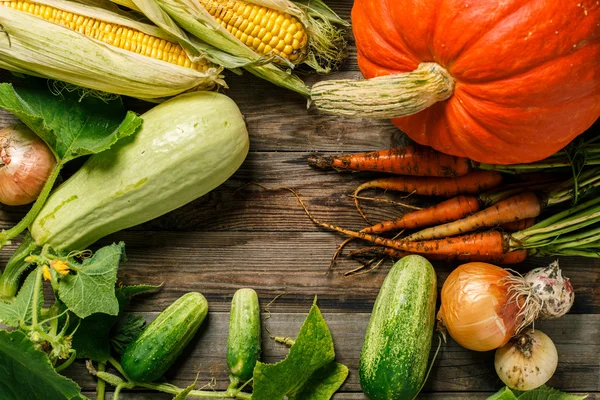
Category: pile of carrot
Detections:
[{"x1": 304, "y1": 145, "x2": 600, "y2": 266}]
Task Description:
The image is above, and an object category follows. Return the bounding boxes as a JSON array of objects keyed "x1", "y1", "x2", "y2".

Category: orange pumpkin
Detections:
[{"x1": 312, "y1": 0, "x2": 600, "y2": 164}]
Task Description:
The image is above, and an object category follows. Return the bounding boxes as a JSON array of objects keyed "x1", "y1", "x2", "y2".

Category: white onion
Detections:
[
  {"x1": 494, "y1": 329, "x2": 558, "y2": 390},
  {"x1": 524, "y1": 260, "x2": 574, "y2": 320},
  {"x1": 0, "y1": 125, "x2": 56, "y2": 206}
]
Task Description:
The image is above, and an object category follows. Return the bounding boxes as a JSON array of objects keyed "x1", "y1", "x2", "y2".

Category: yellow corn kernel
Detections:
[
  {"x1": 199, "y1": 0, "x2": 308, "y2": 63},
  {"x1": 0, "y1": 0, "x2": 208, "y2": 70}
]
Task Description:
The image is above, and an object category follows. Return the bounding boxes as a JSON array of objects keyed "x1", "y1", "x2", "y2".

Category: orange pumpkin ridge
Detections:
[{"x1": 316, "y1": 0, "x2": 600, "y2": 165}]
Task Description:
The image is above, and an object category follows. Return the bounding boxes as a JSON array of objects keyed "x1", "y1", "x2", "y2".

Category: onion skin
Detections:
[
  {"x1": 0, "y1": 125, "x2": 56, "y2": 206},
  {"x1": 437, "y1": 262, "x2": 522, "y2": 352},
  {"x1": 494, "y1": 329, "x2": 558, "y2": 391}
]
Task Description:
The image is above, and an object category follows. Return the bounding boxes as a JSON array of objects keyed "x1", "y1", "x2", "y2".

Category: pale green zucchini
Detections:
[
  {"x1": 359, "y1": 255, "x2": 437, "y2": 400},
  {"x1": 29, "y1": 91, "x2": 249, "y2": 250}
]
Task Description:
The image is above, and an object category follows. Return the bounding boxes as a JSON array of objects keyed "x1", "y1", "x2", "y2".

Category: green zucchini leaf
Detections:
[
  {"x1": 487, "y1": 387, "x2": 519, "y2": 400},
  {"x1": 0, "y1": 269, "x2": 42, "y2": 327},
  {"x1": 515, "y1": 386, "x2": 588, "y2": 400},
  {"x1": 110, "y1": 313, "x2": 147, "y2": 355},
  {"x1": 71, "y1": 283, "x2": 158, "y2": 361},
  {"x1": 0, "y1": 330, "x2": 83, "y2": 400},
  {"x1": 0, "y1": 79, "x2": 141, "y2": 163},
  {"x1": 289, "y1": 362, "x2": 349, "y2": 400},
  {"x1": 487, "y1": 386, "x2": 588, "y2": 400},
  {"x1": 58, "y1": 242, "x2": 125, "y2": 318},
  {"x1": 252, "y1": 301, "x2": 337, "y2": 400},
  {"x1": 70, "y1": 312, "x2": 114, "y2": 362}
]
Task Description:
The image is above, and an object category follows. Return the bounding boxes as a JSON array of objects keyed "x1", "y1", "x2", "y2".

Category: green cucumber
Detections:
[
  {"x1": 121, "y1": 292, "x2": 208, "y2": 383},
  {"x1": 359, "y1": 255, "x2": 437, "y2": 400},
  {"x1": 226, "y1": 288, "x2": 261, "y2": 383}
]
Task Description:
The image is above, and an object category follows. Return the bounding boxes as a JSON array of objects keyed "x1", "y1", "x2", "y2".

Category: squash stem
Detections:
[
  {"x1": 0, "y1": 163, "x2": 61, "y2": 248},
  {"x1": 0, "y1": 233, "x2": 40, "y2": 300},
  {"x1": 97, "y1": 362, "x2": 107, "y2": 400},
  {"x1": 135, "y1": 382, "x2": 253, "y2": 399},
  {"x1": 30, "y1": 266, "x2": 43, "y2": 327},
  {"x1": 311, "y1": 62, "x2": 455, "y2": 118}
]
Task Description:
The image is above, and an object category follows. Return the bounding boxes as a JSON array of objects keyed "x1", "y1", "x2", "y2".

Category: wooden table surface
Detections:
[{"x1": 1, "y1": 1, "x2": 599, "y2": 398}]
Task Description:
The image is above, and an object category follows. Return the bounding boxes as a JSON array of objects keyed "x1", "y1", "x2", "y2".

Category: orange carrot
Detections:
[
  {"x1": 404, "y1": 192, "x2": 542, "y2": 241},
  {"x1": 353, "y1": 170, "x2": 503, "y2": 221},
  {"x1": 349, "y1": 247, "x2": 528, "y2": 265},
  {"x1": 361, "y1": 195, "x2": 481, "y2": 233},
  {"x1": 307, "y1": 145, "x2": 471, "y2": 177},
  {"x1": 500, "y1": 218, "x2": 536, "y2": 232},
  {"x1": 290, "y1": 185, "x2": 512, "y2": 258}
]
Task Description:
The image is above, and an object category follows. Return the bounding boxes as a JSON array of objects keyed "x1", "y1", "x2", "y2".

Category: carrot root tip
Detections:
[{"x1": 307, "y1": 154, "x2": 334, "y2": 169}]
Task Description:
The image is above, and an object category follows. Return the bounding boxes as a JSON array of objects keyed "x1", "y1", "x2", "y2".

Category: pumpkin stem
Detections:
[{"x1": 311, "y1": 62, "x2": 455, "y2": 118}]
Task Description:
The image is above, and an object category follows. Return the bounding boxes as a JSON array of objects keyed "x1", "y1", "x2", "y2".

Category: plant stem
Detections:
[
  {"x1": 522, "y1": 213, "x2": 600, "y2": 245},
  {"x1": 0, "y1": 163, "x2": 61, "y2": 247},
  {"x1": 547, "y1": 249, "x2": 600, "y2": 257},
  {"x1": 514, "y1": 197, "x2": 600, "y2": 238},
  {"x1": 546, "y1": 167, "x2": 600, "y2": 205},
  {"x1": 54, "y1": 351, "x2": 77, "y2": 372},
  {"x1": 97, "y1": 362, "x2": 106, "y2": 400},
  {"x1": 108, "y1": 357, "x2": 129, "y2": 379},
  {"x1": 312, "y1": 62, "x2": 455, "y2": 118},
  {"x1": 477, "y1": 159, "x2": 574, "y2": 173},
  {"x1": 135, "y1": 381, "x2": 252, "y2": 399},
  {"x1": 31, "y1": 267, "x2": 43, "y2": 327},
  {"x1": 104, "y1": 358, "x2": 252, "y2": 399},
  {"x1": 0, "y1": 234, "x2": 40, "y2": 300}
]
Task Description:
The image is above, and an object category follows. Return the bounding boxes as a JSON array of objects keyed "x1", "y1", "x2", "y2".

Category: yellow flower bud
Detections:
[
  {"x1": 42, "y1": 265, "x2": 51, "y2": 281},
  {"x1": 50, "y1": 260, "x2": 70, "y2": 276}
]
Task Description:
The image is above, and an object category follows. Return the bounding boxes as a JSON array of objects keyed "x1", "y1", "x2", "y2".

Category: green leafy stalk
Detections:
[
  {"x1": 97, "y1": 362, "x2": 107, "y2": 400},
  {"x1": 30, "y1": 267, "x2": 43, "y2": 328},
  {"x1": 0, "y1": 234, "x2": 41, "y2": 300},
  {"x1": 508, "y1": 195, "x2": 600, "y2": 257}
]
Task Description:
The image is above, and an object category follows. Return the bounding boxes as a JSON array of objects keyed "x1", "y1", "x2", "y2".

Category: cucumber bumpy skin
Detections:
[
  {"x1": 359, "y1": 255, "x2": 437, "y2": 400},
  {"x1": 226, "y1": 288, "x2": 261, "y2": 383},
  {"x1": 121, "y1": 292, "x2": 208, "y2": 383}
]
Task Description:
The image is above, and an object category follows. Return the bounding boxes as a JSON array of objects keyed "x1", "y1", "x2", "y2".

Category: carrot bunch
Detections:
[{"x1": 306, "y1": 145, "x2": 600, "y2": 267}]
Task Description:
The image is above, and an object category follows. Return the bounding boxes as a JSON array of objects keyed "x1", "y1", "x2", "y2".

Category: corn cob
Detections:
[
  {"x1": 0, "y1": 0, "x2": 221, "y2": 100},
  {"x1": 108, "y1": 0, "x2": 348, "y2": 96},
  {"x1": 200, "y1": 0, "x2": 308, "y2": 63},
  {"x1": 1, "y1": 0, "x2": 207, "y2": 70}
]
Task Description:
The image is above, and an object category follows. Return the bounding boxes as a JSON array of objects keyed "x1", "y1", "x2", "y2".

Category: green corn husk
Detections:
[
  {"x1": 0, "y1": 0, "x2": 224, "y2": 101},
  {"x1": 111, "y1": 0, "x2": 349, "y2": 96}
]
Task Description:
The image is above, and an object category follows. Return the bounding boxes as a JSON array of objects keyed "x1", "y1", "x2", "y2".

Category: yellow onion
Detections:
[
  {"x1": 495, "y1": 329, "x2": 558, "y2": 390},
  {"x1": 437, "y1": 262, "x2": 574, "y2": 352},
  {"x1": 437, "y1": 262, "x2": 523, "y2": 351},
  {"x1": 0, "y1": 125, "x2": 56, "y2": 206}
]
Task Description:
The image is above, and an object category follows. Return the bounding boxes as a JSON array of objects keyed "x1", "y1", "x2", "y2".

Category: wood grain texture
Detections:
[
  {"x1": 66, "y1": 313, "x2": 600, "y2": 393},
  {"x1": 0, "y1": 0, "x2": 599, "y2": 395}
]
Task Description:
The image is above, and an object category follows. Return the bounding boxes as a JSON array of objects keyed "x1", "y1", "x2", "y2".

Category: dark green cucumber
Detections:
[
  {"x1": 359, "y1": 255, "x2": 437, "y2": 400},
  {"x1": 121, "y1": 292, "x2": 208, "y2": 383},
  {"x1": 226, "y1": 288, "x2": 261, "y2": 382}
]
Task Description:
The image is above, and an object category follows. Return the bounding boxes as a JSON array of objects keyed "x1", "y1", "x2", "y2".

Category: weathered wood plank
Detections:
[{"x1": 65, "y1": 313, "x2": 600, "y2": 393}]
